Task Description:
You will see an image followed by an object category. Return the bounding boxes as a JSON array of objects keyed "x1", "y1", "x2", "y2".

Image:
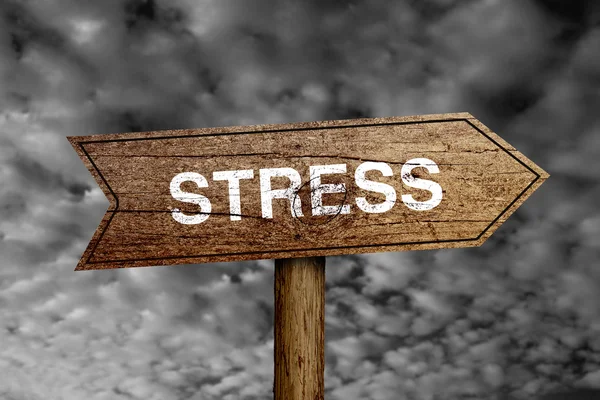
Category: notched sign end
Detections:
[{"x1": 66, "y1": 135, "x2": 118, "y2": 210}]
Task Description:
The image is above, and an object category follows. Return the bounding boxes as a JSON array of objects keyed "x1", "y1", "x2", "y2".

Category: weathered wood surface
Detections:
[
  {"x1": 274, "y1": 257, "x2": 325, "y2": 400},
  {"x1": 68, "y1": 112, "x2": 549, "y2": 270}
]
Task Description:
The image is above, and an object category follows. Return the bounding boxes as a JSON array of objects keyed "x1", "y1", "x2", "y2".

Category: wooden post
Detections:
[{"x1": 274, "y1": 257, "x2": 326, "y2": 400}]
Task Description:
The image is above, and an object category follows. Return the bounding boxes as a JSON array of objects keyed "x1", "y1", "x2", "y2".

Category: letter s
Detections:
[
  {"x1": 401, "y1": 158, "x2": 443, "y2": 211},
  {"x1": 170, "y1": 172, "x2": 212, "y2": 224},
  {"x1": 355, "y1": 162, "x2": 396, "y2": 213}
]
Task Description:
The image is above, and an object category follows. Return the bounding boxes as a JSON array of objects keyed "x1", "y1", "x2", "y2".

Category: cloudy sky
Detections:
[{"x1": 1, "y1": 0, "x2": 600, "y2": 399}]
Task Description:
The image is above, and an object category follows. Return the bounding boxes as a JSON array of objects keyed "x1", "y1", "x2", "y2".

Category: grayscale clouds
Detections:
[{"x1": 1, "y1": 0, "x2": 599, "y2": 399}]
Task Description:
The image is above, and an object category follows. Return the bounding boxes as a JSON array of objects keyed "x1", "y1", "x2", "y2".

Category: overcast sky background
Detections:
[{"x1": 1, "y1": 0, "x2": 600, "y2": 399}]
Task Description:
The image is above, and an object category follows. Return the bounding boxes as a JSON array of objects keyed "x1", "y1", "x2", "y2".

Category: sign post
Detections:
[
  {"x1": 68, "y1": 112, "x2": 548, "y2": 400},
  {"x1": 274, "y1": 257, "x2": 325, "y2": 399}
]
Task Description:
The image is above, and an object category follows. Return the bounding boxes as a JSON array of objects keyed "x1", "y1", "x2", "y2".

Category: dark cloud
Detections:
[
  {"x1": 539, "y1": 388, "x2": 600, "y2": 400},
  {"x1": 10, "y1": 151, "x2": 91, "y2": 201},
  {"x1": 0, "y1": 192, "x2": 27, "y2": 222},
  {"x1": 2, "y1": 1, "x2": 66, "y2": 58},
  {"x1": 125, "y1": 0, "x2": 157, "y2": 28},
  {"x1": 533, "y1": 0, "x2": 600, "y2": 26}
]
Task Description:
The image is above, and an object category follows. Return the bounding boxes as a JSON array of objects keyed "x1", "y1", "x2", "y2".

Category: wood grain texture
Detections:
[
  {"x1": 274, "y1": 257, "x2": 325, "y2": 400},
  {"x1": 67, "y1": 112, "x2": 549, "y2": 270}
]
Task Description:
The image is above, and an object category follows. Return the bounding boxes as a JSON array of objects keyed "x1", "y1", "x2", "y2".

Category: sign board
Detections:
[{"x1": 68, "y1": 112, "x2": 548, "y2": 270}]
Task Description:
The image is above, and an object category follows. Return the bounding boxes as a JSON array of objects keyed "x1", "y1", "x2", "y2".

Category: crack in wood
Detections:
[{"x1": 112, "y1": 210, "x2": 271, "y2": 220}]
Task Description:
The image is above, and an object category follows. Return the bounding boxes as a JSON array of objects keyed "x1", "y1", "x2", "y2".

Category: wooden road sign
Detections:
[
  {"x1": 68, "y1": 112, "x2": 548, "y2": 271},
  {"x1": 69, "y1": 112, "x2": 549, "y2": 400}
]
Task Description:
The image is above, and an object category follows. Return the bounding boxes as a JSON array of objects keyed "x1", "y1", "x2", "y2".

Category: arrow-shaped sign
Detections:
[{"x1": 68, "y1": 112, "x2": 548, "y2": 270}]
